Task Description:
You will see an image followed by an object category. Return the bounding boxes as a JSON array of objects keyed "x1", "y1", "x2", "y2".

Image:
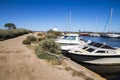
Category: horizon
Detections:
[{"x1": 0, "y1": 0, "x2": 120, "y2": 32}]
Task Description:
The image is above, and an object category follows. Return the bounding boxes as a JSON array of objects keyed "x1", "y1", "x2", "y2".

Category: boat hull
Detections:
[
  {"x1": 80, "y1": 62, "x2": 120, "y2": 74},
  {"x1": 67, "y1": 52, "x2": 120, "y2": 74}
]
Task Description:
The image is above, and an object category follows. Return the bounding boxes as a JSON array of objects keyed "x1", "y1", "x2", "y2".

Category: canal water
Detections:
[{"x1": 81, "y1": 36, "x2": 120, "y2": 47}]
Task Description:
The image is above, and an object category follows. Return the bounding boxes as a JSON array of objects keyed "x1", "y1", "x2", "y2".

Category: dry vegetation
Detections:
[{"x1": 0, "y1": 29, "x2": 31, "y2": 41}]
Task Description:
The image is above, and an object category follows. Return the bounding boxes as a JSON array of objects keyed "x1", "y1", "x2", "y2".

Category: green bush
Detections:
[
  {"x1": 27, "y1": 35, "x2": 37, "y2": 42},
  {"x1": 46, "y1": 29, "x2": 63, "y2": 39},
  {"x1": 47, "y1": 29, "x2": 62, "y2": 37},
  {"x1": 0, "y1": 29, "x2": 32, "y2": 40},
  {"x1": 39, "y1": 39, "x2": 61, "y2": 54},
  {"x1": 36, "y1": 53, "x2": 56, "y2": 60},
  {"x1": 38, "y1": 37, "x2": 45, "y2": 41},
  {"x1": 23, "y1": 39, "x2": 31, "y2": 45},
  {"x1": 37, "y1": 33, "x2": 43, "y2": 36},
  {"x1": 46, "y1": 33, "x2": 56, "y2": 39},
  {"x1": 35, "y1": 39, "x2": 61, "y2": 59}
]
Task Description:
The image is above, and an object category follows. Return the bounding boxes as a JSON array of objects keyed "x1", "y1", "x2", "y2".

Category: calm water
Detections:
[{"x1": 81, "y1": 36, "x2": 120, "y2": 47}]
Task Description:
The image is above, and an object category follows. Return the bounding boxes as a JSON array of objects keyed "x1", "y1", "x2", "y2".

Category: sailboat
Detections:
[
  {"x1": 102, "y1": 8, "x2": 119, "y2": 38},
  {"x1": 103, "y1": 33, "x2": 119, "y2": 38}
]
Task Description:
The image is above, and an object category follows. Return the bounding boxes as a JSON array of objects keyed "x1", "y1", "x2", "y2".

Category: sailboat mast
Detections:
[
  {"x1": 66, "y1": 13, "x2": 68, "y2": 32},
  {"x1": 69, "y1": 11, "x2": 72, "y2": 32},
  {"x1": 108, "y1": 8, "x2": 113, "y2": 32},
  {"x1": 66, "y1": 11, "x2": 72, "y2": 32},
  {"x1": 102, "y1": 8, "x2": 113, "y2": 34}
]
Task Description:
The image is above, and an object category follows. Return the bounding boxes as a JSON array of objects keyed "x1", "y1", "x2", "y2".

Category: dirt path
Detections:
[{"x1": 0, "y1": 33, "x2": 106, "y2": 80}]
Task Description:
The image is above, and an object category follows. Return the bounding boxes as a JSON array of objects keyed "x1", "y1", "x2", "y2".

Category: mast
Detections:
[
  {"x1": 102, "y1": 8, "x2": 113, "y2": 34},
  {"x1": 66, "y1": 11, "x2": 72, "y2": 32},
  {"x1": 66, "y1": 13, "x2": 68, "y2": 32},
  {"x1": 69, "y1": 11, "x2": 72, "y2": 32},
  {"x1": 108, "y1": 8, "x2": 113, "y2": 33}
]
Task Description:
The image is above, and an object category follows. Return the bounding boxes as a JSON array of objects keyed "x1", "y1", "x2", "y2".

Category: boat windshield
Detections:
[
  {"x1": 88, "y1": 42, "x2": 96, "y2": 46},
  {"x1": 86, "y1": 48, "x2": 95, "y2": 52},
  {"x1": 83, "y1": 46, "x2": 88, "y2": 50},
  {"x1": 93, "y1": 43, "x2": 103, "y2": 47},
  {"x1": 101, "y1": 45, "x2": 115, "y2": 49},
  {"x1": 88, "y1": 42, "x2": 115, "y2": 49},
  {"x1": 63, "y1": 36, "x2": 76, "y2": 40}
]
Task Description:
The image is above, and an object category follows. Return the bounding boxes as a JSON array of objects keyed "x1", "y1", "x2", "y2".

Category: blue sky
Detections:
[{"x1": 0, "y1": 0, "x2": 120, "y2": 32}]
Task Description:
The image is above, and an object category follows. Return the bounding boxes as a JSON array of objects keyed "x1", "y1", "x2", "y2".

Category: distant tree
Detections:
[{"x1": 4, "y1": 23, "x2": 16, "y2": 30}]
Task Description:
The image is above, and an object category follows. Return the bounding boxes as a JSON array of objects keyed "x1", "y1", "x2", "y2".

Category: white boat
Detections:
[
  {"x1": 69, "y1": 42, "x2": 120, "y2": 64},
  {"x1": 55, "y1": 34, "x2": 86, "y2": 52},
  {"x1": 102, "y1": 33, "x2": 120, "y2": 38},
  {"x1": 68, "y1": 42, "x2": 120, "y2": 73}
]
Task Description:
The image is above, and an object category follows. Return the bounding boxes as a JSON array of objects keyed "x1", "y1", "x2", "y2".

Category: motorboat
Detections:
[
  {"x1": 55, "y1": 34, "x2": 86, "y2": 53},
  {"x1": 69, "y1": 42, "x2": 120, "y2": 64},
  {"x1": 68, "y1": 42, "x2": 120, "y2": 73}
]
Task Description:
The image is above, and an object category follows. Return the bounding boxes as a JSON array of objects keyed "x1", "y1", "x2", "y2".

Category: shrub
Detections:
[
  {"x1": 0, "y1": 29, "x2": 32, "y2": 40},
  {"x1": 35, "y1": 39, "x2": 61, "y2": 59},
  {"x1": 35, "y1": 37, "x2": 63, "y2": 65},
  {"x1": 35, "y1": 39, "x2": 60, "y2": 54},
  {"x1": 47, "y1": 29, "x2": 62, "y2": 37},
  {"x1": 37, "y1": 33, "x2": 43, "y2": 36},
  {"x1": 36, "y1": 53, "x2": 56, "y2": 60},
  {"x1": 86, "y1": 77, "x2": 94, "y2": 80},
  {"x1": 38, "y1": 37, "x2": 45, "y2": 41},
  {"x1": 46, "y1": 33, "x2": 56, "y2": 39},
  {"x1": 27, "y1": 35, "x2": 37, "y2": 42},
  {"x1": 23, "y1": 39, "x2": 31, "y2": 45},
  {"x1": 39, "y1": 39, "x2": 61, "y2": 54}
]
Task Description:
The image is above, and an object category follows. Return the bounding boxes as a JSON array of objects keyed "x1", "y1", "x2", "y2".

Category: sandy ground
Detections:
[{"x1": 0, "y1": 33, "x2": 106, "y2": 80}]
